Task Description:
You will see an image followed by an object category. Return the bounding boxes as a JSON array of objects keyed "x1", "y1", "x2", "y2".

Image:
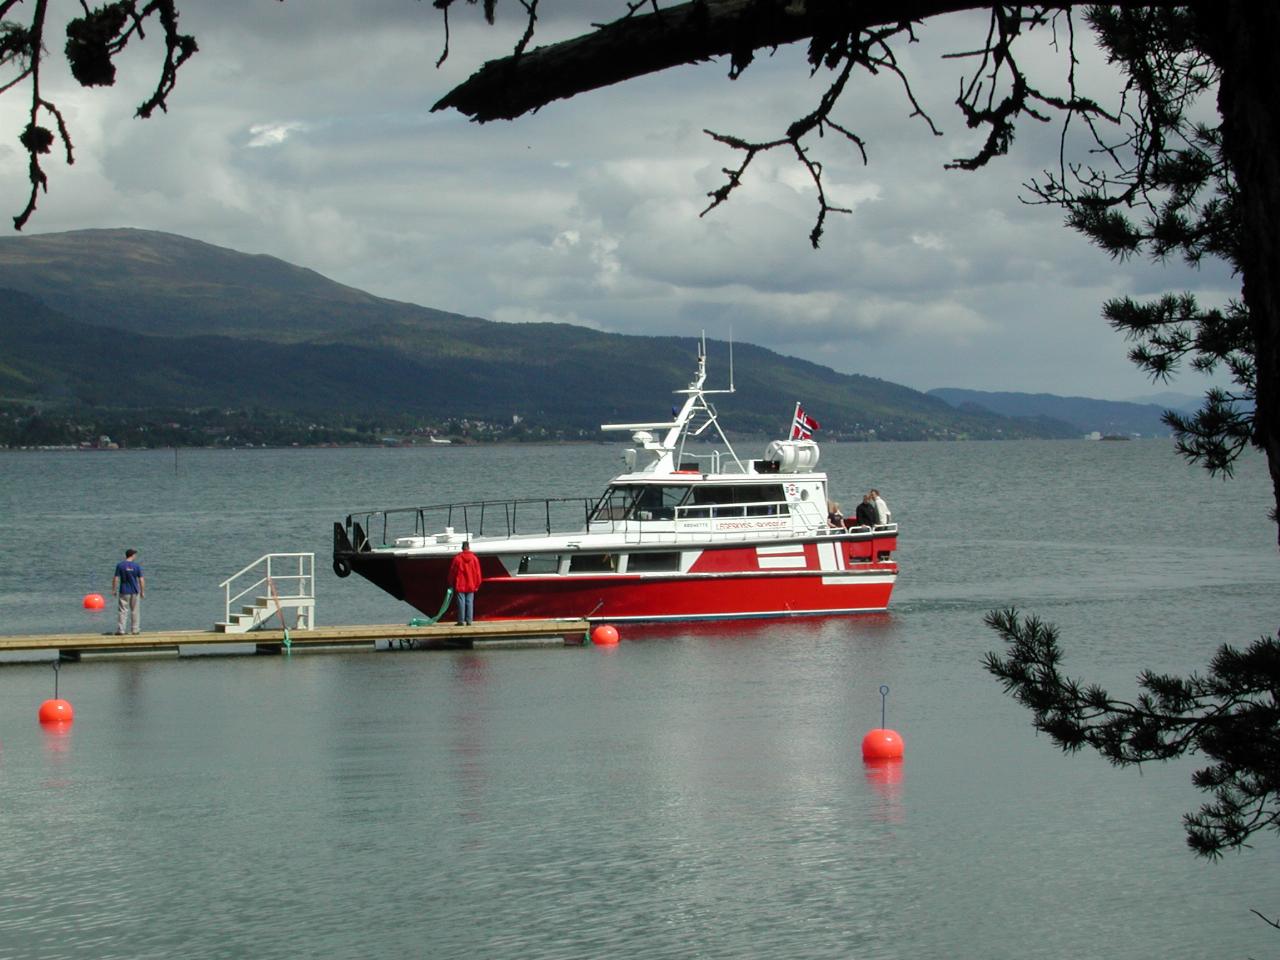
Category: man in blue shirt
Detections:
[{"x1": 112, "y1": 548, "x2": 146, "y2": 635}]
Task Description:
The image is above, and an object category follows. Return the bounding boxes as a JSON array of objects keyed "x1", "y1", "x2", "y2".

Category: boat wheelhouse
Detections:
[{"x1": 333, "y1": 345, "x2": 898, "y2": 622}]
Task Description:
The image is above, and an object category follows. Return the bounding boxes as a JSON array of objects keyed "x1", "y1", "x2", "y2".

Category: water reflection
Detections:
[
  {"x1": 40, "y1": 721, "x2": 74, "y2": 789},
  {"x1": 115, "y1": 663, "x2": 144, "y2": 719},
  {"x1": 862, "y1": 758, "x2": 904, "y2": 824},
  {"x1": 40, "y1": 722, "x2": 73, "y2": 745},
  {"x1": 622, "y1": 612, "x2": 896, "y2": 645},
  {"x1": 450, "y1": 652, "x2": 490, "y2": 825}
]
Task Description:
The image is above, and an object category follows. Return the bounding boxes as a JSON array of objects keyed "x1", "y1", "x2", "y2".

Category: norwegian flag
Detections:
[{"x1": 789, "y1": 402, "x2": 820, "y2": 440}]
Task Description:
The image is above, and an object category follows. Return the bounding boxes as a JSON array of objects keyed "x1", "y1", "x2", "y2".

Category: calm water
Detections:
[{"x1": 0, "y1": 440, "x2": 1276, "y2": 959}]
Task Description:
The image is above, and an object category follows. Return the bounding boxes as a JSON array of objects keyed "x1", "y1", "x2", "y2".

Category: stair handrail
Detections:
[{"x1": 221, "y1": 553, "x2": 315, "y2": 627}]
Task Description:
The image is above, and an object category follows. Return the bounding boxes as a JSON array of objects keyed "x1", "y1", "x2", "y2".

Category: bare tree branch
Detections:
[
  {"x1": 433, "y1": 2, "x2": 1178, "y2": 246},
  {"x1": 3, "y1": 0, "x2": 212, "y2": 229},
  {"x1": 432, "y1": 0, "x2": 984, "y2": 121}
]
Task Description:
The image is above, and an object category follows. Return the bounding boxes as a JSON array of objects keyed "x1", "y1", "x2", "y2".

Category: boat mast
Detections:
[{"x1": 601, "y1": 334, "x2": 742, "y2": 474}]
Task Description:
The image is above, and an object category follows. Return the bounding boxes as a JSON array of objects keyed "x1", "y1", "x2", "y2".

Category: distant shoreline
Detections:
[{"x1": 1, "y1": 435, "x2": 1169, "y2": 454}]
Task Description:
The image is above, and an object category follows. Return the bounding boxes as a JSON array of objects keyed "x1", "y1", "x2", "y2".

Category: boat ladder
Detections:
[{"x1": 217, "y1": 553, "x2": 316, "y2": 633}]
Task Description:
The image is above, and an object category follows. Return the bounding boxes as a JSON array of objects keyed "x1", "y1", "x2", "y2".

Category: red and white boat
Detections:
[{"x1": 332, "y1": 346, "x2": 898, "y2": 622}]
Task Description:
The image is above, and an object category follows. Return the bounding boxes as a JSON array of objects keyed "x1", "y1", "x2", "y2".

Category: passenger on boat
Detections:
[
  {"x1": 827, "y1": 501, "x2": 844, "y2": 527},
  {"x1": 448, "y1": 542, "x2": 483, "y2": 625},
  {"x1": 870, "y1": 489, "x2": 891, "y2": 525},
  {"x1": 855, "y1": 494, "x2": 879, "y2": 528}
]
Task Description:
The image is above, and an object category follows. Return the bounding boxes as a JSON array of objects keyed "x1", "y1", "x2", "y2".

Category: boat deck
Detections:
[{"x1": 0, "y1": 620, "x2": 591, "y2": 662}]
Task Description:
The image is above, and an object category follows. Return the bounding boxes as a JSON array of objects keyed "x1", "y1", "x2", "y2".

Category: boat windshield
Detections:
[{"x1": 591, "y1": 485, "x2": 692, "y2": 522}]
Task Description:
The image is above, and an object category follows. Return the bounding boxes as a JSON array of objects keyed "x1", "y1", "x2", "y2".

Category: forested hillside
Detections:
[{"x1": 0, "y1": 229, "x2": 1081, "y2": 446}]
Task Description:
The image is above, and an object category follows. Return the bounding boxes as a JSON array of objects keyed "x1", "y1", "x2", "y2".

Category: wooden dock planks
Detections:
[{"x1": 0, "y1": 620, "x2": 592, "y2": 661}]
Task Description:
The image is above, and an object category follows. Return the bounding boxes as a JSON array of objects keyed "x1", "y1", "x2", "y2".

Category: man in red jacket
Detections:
[{"x1": 448, "y1": 542, "x2": 483, "y2": 625}]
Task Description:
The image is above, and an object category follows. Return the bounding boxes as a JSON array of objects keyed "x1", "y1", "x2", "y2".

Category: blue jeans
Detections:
[{"x1": 455, "y1": 592, "x2": 475, "y2": 624}]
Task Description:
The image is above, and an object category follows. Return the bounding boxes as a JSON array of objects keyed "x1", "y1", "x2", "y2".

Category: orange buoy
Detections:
[
  {"x1": 83, "y1": 593, "x2": 105, "y2": 610},
  {"x1": 861, "y1": 728, "x2": 904, "y2": 760},
  {"x1": 38, "y1": 699, "x2": 75, "y2": 725},
  {"x1": 590, "y1": 624, "x2": 620, "y2": 646},
  {"x1": 862, "y1": 683, "x2": 904, "y2": 760}
]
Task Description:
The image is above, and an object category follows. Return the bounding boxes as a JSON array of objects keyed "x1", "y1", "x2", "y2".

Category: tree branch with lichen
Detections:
[{"x1": 4, "y1": 0, "x2": 204, "y2": 229}]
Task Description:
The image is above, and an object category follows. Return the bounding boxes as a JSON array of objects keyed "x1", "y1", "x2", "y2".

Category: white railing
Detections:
[
  {"x1": 220, "y1": 553, "x2": 315, "y2": 630},
  {"x1": 586, "y1": 519, "x2": 899, "y2": 547}
]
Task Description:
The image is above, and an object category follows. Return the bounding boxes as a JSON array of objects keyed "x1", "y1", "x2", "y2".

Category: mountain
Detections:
[
  {"x1": 1126, "y1": 391, "x2": 1202, "y2": 413},
  {"x1": 0, "y1": 228, "x2": 1079, "y2": 442},
  {"x1": 928, "y1": 387, "x2": 1176, "y2": 437}
]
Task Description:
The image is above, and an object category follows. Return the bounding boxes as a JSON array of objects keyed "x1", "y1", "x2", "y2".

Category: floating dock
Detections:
[{"x1": 0, "y1": 620, "x2": 592, "y2": 662}]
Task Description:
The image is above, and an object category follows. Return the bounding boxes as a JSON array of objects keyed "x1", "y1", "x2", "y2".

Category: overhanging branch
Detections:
[{"x1": 432, "y1": 0, "x2": 979, "y2": 121}]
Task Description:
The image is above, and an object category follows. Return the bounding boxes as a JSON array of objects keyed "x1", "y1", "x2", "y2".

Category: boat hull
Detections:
[
  {"x1": 344, "y1": 543, "x2": 898, "y2": 623},
  {"x1": 456, "y1": 569, "x2": 896, "y2": 622}
]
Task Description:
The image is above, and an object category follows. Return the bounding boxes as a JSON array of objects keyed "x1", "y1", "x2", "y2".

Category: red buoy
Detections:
[
  {"x1": 590, "y1": 624, "x2": 620, "y2": 646},
  {"x1": 83, "y1": 593, "x2": 105, "y2": 610},
  {"x1": 861, "y1": 728, "x2": 904, "y2": 760},
  {"x1": 38, "y1": 699, "x2": 75, "y2": 725}
]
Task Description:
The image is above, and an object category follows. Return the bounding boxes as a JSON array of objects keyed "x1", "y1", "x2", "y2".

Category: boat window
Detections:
[
  {"x1": 569, "y1": 553, "x2": 616, "y2": 572},
  {"x1": 656, "y1": 485, "x2": 691, "y2": 518},
  {"x1": 690, "y1": 484, "x2": 786, "y2": 506},
  {"x1": 517, "y1": 554, "x2": 561, "y2": 575},
  {"x1": 690, "y1": 486, "x2": 734, "y2": 505},
  {"x1": 591, "y1": 487, "x2": 635, "y2": 521},
  {"x1": 629, "y1": 485, "x2": 690, "y2": 520},
  {"x1": 628, "y1": 552, "x2": 681, "y2": 572},
  {"x1": 743, "y1": 483, "x2": 787, "y2": 504},
  {"x1": 591, "y1": 485, "x2": 691, "y2": 521}
]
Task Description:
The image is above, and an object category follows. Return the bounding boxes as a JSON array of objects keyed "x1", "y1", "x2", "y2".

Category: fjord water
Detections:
[{"x1": 0, "y1": 440, "x2": 1275, "y2": 959}]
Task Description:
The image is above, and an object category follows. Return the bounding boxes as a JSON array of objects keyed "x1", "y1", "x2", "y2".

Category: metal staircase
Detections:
[{"x1": 217, "y1": 553, "x2": 315, "y2": 633}]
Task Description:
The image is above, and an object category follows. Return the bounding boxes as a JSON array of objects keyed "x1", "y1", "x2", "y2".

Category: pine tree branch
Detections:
[{"x1": 985, "y1": 607, "x2": 1280, "y2": 858}]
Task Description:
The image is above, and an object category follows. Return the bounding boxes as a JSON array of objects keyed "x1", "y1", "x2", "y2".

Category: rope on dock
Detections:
[{"x1": 266, "y1": 576, "x2": 291, "y2": 653}]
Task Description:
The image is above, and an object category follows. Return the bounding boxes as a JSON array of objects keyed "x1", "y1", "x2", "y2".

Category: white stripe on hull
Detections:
[{"x1": 757, "y1": 555, "x2": 808, "y2": 569}]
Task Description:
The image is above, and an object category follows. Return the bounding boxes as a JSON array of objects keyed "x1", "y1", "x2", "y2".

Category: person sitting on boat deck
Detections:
[
  {"x1": 827, "y1": 501, "x2": 844, "y2": 527},
  {"x1": 855, "y1": 494, "x2": 879, "y2": 528},
  {"x1": 870, "y1": 488, "x2": 891, "y2": 525},
  {"x1": 448, "y1": 542, "x2": 483, "y2": 626}
]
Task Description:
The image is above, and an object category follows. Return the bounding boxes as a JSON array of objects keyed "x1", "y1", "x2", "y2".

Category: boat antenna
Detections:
[
  {"x1": 600, "y1": 333, "x2": 744, "y2": 472},
  {"x1": 728, "y1": 328, "x2": 735, "y2": 392}
]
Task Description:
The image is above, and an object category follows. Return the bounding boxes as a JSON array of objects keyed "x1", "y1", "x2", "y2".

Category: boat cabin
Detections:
[{"x1": 589, "y1": 473, "x2": 827, "y2": 531}]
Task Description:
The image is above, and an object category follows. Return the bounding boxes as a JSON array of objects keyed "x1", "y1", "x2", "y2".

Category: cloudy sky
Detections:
[{"x1": 0, "y1": 2, "x2": 1237, "y2": 401}]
